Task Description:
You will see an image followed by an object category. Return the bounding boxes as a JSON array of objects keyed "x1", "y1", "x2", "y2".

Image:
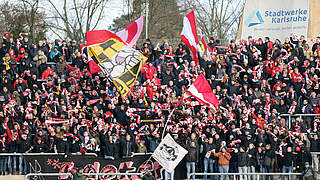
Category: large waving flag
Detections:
[
  {"x1": 185, "y1": 74, "x2": 220, "y2": 109},
  {"x1": 152, "y1": 134, "x2": 188, "y2": 173},
  {"x1": 181, "y1": 10, "x2": 200, "y2": 62},
  {"x1": 116, "y1": 16, "x2": 144, "y2": 47},
  {"x1": 83, "y1": 17, "x2": 144, "y2": 74},
  {"x1": 85, "y1": 30, "x2": 147, "y2": 97}
]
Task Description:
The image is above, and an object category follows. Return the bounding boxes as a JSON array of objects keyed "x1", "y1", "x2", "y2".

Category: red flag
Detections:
[
  {"x1": 116, "y1": 16, "x2": 144, "y2": 47},
  {"x1": 185, "y1": 74, "x2": 220, "y2": 109},
  {"x1": 181, "y1": 10, "x2": 200, "y2": 62}
]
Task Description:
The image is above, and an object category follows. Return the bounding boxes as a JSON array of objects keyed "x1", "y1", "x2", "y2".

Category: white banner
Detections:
[
  {"x1": 241, "y1": 0, "x2": 309, "y2": 41},
  {"x1": 152, "y1": 134, "x2": 188, "y2": 173}
]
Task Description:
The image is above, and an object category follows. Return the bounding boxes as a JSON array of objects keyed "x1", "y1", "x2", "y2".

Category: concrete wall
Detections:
[{"x1": 0, "y1": 176, "x2": 24, "y2": 180}]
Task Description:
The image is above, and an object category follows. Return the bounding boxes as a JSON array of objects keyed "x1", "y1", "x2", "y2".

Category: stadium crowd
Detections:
[{"x1": 0, "y1": 33, "x2": 319, "y2": 180}]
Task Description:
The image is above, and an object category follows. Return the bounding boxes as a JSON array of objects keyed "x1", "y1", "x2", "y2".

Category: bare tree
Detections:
[
  {"x1": 20, "y1": 0, "x2": 47, "y2": 42},
  {"x1": 0, "y1": 1, "x2": 47, "y2": 42},
  {"x1": 185, "y1": 0, "x2": 245, "y2": 43},
  {"x1": 43, "y1": 0, "x2": 109, "y2": 43}
]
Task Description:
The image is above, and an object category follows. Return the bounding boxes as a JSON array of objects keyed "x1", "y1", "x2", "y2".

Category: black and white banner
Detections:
[{"x1": 152, "y1": 134, "x2": 188, "y2": 173}]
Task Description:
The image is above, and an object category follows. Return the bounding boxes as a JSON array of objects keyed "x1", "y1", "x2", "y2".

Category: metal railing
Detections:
[
  {"x1": 25, "y1": 172, "x2": 144, "y2": 180},
  {"x1": 280, "y1": 114, "x2": 320, "y2": 129},
  {"x1": 188, "y1": 172, "x2": 302, "y2": 180},
  {"x1": 0, "y1": 152, "x2": 98, "y2": 157}
]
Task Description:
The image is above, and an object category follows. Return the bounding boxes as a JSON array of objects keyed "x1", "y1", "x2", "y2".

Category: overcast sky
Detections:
[{"x1": 44, "y1": 0, "x2": 126, "y2": 41}]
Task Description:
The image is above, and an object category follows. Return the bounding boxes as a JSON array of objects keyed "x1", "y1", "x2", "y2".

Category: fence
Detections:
[
  {"x1": 187, "y1": 172, "x2": 302, "y2": 180},
  {"x1": 25, "y1": 172, "x2": 144, "y2": 180},
  {"x1": 0, "y1": 153, "x2": 98, "y2": 157},
  {"x1": 280, "y1": 113, "x2": 320, "y2": 129}
]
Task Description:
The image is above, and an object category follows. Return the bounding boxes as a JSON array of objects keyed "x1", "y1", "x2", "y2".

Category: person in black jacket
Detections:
[
  {"x1": 186, "y1": 141, "x2": 199, "y2": 180},
  {"x1": 120, "y1": 134, "x2": 135, "y2": 157},
  {"x1": 307, "y1": 131, "x2": 320, "y2": 172},
  {"x1": 17, "y1": 134, "x2": 32, "y2": 175},
  {"x1": 33, "y1": 137, "x2": 48, "y2": 153},
  {"x1": 115, "y1": 105, "x2": 128, "y2": 127},
  {"x1": 281, "y1": 146, "x2": 295, "y2": 180},
  {"x1": 248, "y1": 143, "x2": 258, "y2": 180},
  {"x1": 7, "y1": 135, "x2": 18, "y2": 175},
  {"x1": 262, "y1": 144, "x2": 275, "y2": 180},
  {"x1": 238, "y1": 146, "x2": 249, "y2": 180},
  {"x1": 203, "y1": 137, "x2": 216, "y2": 180},
  {"x1": 296, "y1": 147, "x2": 312, "y2": 180},
  {"x1": 104, "y1": 136, "x2": 116, "y2": 159},
  {"x1": 0, "y1": 135, "x2": 7, "y2": 175},
  {"x1": 71, "y1": 136, "x2": 82, "y2": 153}
]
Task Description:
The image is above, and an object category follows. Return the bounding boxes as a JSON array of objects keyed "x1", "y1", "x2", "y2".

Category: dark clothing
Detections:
[
  {"x1": 186, "y1": 146, "x2": 199, "y2": 163},
  {"x1": 17, "y1": 139, "x2": 32, "y2": 153},
  {"x1": 238, "y1": 152, "x2": 249, "y2": 167},
  {"x1": 282, "y1": 151, "x2": 295, "y2": 167},
  {"x1": 263, "y1": 149, "x2": 275, "y2": 167},
  {"x1": 120, "y1": 140, "x2": 135, "y2": 157}
]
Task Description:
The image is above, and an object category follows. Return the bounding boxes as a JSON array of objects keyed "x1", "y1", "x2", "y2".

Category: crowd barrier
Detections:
[
  {"x1": 188, "y1": 172, "x2": 302, "y2": 180},
  {"x1": 280, "y1": 113, "x2": 320, "y2": 129},
  {"x1": 0, "y1": 153, "x2": 98, "y2": 157},
  {"x1": 25, "y1": 172, "x2": 144, "y2": 180}
]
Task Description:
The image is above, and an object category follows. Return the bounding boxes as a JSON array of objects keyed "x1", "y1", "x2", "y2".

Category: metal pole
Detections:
[
  {"x1": 145, "y1": 0, "x2": 149, "y2": 39},
  {"x1": 289, "y1": 115, "x2": 291, "y2": 129}
]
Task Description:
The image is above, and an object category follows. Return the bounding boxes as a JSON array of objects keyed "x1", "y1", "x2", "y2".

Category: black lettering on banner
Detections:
[
  {"x1": 100, "y1": 40, "x2": 118, "y2": 53},
  {"x1": 98, "y1": 53, "x2": 109, "y2": 62}
]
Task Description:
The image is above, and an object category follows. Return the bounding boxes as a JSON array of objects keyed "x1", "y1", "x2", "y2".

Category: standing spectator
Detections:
[
  {"x1": 247, "y1": 143, "x2": 257, "y2": 180},
  {"x1": 307, "y1": 130, "x2": 320, "y2": 172},
  {"x1": 281, "y1": 146, "x2": 295, "y2": 180},
  {"x1": 55, "y1": 56, "x2": 68, "y2": 79},
  {"x1": 214, "y1": 146, "x2": 231, "y2": 180},
  {"x1": 121, "y1": 134, "x2": 135, "y2": 157},
  {"x1": 238, "y1": 146, "x2": 249, "y2": 180},
  {"x1": 186, "y1": 141, "x2": 199, "y2": 180},
  {"x1": 33, "y1": 137, "x2": 48, "y2": 153},
  {"x1": 7, "y1": 135, "x2": 18, "y2": 175},
  {"x1": 302, "y1": 162, "x2": 317, "y2": 180},
  {"x1": 33, "y1": 49, "x2": 47, "y2": 67},
  {"x1": 0, "y1": 135, "x2": 7, "y2": 175},
  {"x1": 203, "y1": 137, "x2": 216, "y2": 180},
  {"x1": 262, "y1": 144, "x2": 275, "y2": 180},
  {"x1": 296, "y1": 147, "x2": 312, "y2": 180},
  {"x1": 142, "y1": 169, "x2": 156, "y2": 180},
  {"x1": 17, "y1": 134, "x2": 32, "y2": 175}
]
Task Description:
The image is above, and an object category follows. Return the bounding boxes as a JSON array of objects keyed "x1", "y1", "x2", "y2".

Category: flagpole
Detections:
[
  {"x1": 161, "y1": 95, "x2": 184, "y2": 140},
  {"x1": 145, "y1": 0, "x2": 149, "y2": 39}
]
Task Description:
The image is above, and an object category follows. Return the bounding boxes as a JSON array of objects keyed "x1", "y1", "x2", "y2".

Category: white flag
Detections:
[{"x1": 152, "y1": 134, "x2": 188, "y2": 173}]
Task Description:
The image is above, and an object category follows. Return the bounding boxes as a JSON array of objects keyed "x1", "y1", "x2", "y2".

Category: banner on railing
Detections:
[{"x1": 26, "y1": 155, "x2": 186, "y2": 180}]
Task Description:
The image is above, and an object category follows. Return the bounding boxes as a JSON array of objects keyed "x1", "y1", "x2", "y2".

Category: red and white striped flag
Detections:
[
  {"x1": 185, "y1": 74, "x2": 220, "y2": 109},
  {"x1": 181, "y1": 10, "x2": 200, "y2": 62},
  {"x1": 116, "y1": 16, "x2": 144, "y2": 47}
]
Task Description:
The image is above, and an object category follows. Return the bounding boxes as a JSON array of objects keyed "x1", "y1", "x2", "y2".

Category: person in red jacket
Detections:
[
  {"x1": 41, "y1": 66, "x2": 54, "y2": 79},
  {"x1": 141, "y1": 62, "x2": 157, "y2": 80}
]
